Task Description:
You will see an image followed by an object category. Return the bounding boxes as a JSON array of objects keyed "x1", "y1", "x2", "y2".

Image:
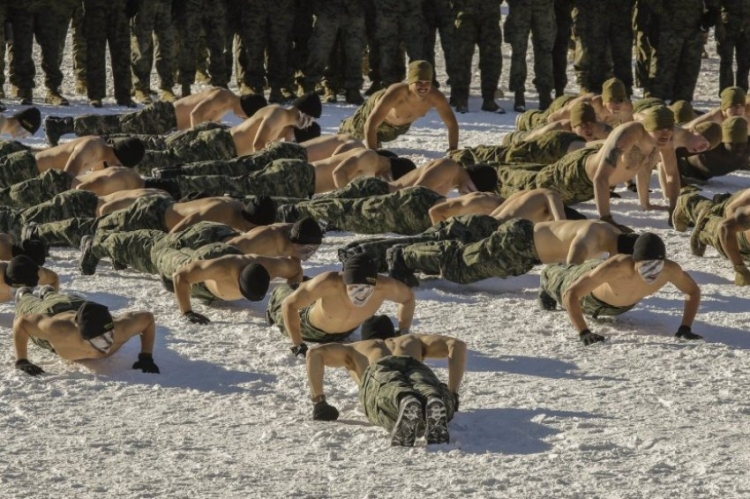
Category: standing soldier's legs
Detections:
[
  {"x1": 717, "y1": 29, "x2": 738, "y2": 94},
  {"x1": 131, "y1": 0, "x2": 158, "y2": 100},
  {"x1": 174, "y1": 0, "x2": 201, "y2": 94},
  {"x1": 529, "y1": 0, "x2": 556, "y2": 107},
  {"x1": 451, "y1": 13, "x2": 478, "y2": 110},
  {"x1": 108, "y1": 0, "x2": 134, "y2": 105},
  {"x1": 342, "y1": 7, "x2": 366, "y2": 100},
  {"x1": 375, "y1": 5, "x2": 402, "y2": 86},
  {"x1": 363, "y1": 0, "x2": 382, "y2": 93},
  {"x1": 477, "y1": 15, "x2": 503, "y2": 106},
  {"x1": 672, "y1": 32, "x2": 703, "y2": 103},
  {"x1": 201, "y1": 0, "x2": 228, "y2": 88},
  {"x1": 305, "y1": 5, "x2": 342, "y2": 91},
  {"x1": 650, "y1": 32, "x2": 683, "y2": 102},
  {"x1": 290, "y1": 0, "x2": 313, "y2": 96},
  {"x1": 551, "y1": 0, "x2": 572, "y2": 97},
  {"x1": 152, "y1": 0, "x2": 176, "y2": 97},
  {"x1": 71, "y1": 4, "x2": 87, "y2": 94},
  {"x1": 608, "y1": 2, "x2": 634, "y2": 95},
  {"x1": 736, "y1": 31, "x2": 750, "y2": 92},
  {"x1": 240, "y1": 0, "x2": 268, "y2": 93},
  {"x1": 83, "y1": 0, "x2": 108, "y2": 103},
  {"x1": 7, "y1": 7, "x2": 35, "y2": 101},
  {"x1": 505, "y1": 0, "x2": 532, "y2": 107}
]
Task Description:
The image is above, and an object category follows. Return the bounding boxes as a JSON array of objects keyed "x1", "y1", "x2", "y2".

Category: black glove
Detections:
[
  {"x1": 675, "y1": 325, "x2": 703, "y2": 340},
  {"x1": 183, "y1": 310, "x2": 210, "y2": 325},
  {"x1": 15, "y1": 359, "x2": 44, "y2": 376},
  {"x1": 126, "y1": 0, "x2": 141, "y2": 18},
  {"x1": 291, "y1": 343, "x2": 308, "y2": 358},
  {"x1": 701, "y1": 6, "x2": 719, "y2": 30},
  {"x1": 132, "y1": 353, "x2": 160, "y2": 373},
  {"x1": 312, "y1": 397, "x2": 340, "y2": 421},
  {"x1": 579, "y1": 328, "x2": 606, "y2": 346},
  {"x1": 452, "y1": 392, "x2": 460, "y2": 412}
]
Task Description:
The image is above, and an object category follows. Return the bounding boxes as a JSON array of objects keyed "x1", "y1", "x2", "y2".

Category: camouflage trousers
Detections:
[
  {"x1": 154, "y1": 242, "x2": 243, "y2": 303},
  {"x1": 401, "y1": 218, "x2": 540, "y2": 284},
  {"x1": 143, "y1": 127, "x2": 237, "y2": 169},
  {"x1": 266, "y1": 284, "x2": 356, "y2": 343},
  {"x1": 497, "y1": 145, "x2": 599, "y2": 205},
  {"x1": 693, "y1": 213, "x2": 750, "y2": 262},
  {"x1": 176, "y1": 142, "x2": 308, "y2": 177},
  {"x1": 0, "y1": 151, "x2": 38, "y2": 188},
  {"x1": 672, "y1": 189, "x2": 744, "y2": 230},
  {"x1": 337, "y1": 89, "x2": 411, "y2": 144},
  {"x1": 451, "y1": 130, "x2": 580, "y2": 167},
  {"x1": 73, "y1": 101, "x2": 178, "y2": 136},
  {"x1": 340, "y1": 214, "x2": 500, "y2": 272},
  {"x1": 515, "y1": 95, "x2": 574, "y2": 131},
  {"x1": 16, "y1": 291, "x2": 87, "y2": 352},
  {"x1": 540, "y1": 260, "x2": 635, "y2": 318},
  {"x1": 90, "y1": 221, "x2": 239, "y2": 274},
  {"x1": 34, "y1": 195, "x2": 174, "y2": 248},
  {"x1": 0, "y1": 169, "x2": 73, "y2": 209},
  {"x1": 0, "y1": 139, "x2": 31, "y2": 158},
  {"x1": 359, "y1": 355, "x2": 456, "y2": 432},
  {"x1": 22, "y1": 190, "x2": 99, "y2": 226},
  {"x1": 174, "y1": 159, "x2": 316, "y2": 199},
  {"x1": 295, "y1": 186, "x2": 444, "y2": 235}
]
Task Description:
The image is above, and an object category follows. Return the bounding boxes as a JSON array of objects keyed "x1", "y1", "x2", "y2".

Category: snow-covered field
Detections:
[{"x1": 1, "y1": 31, "x2": 749, "y2": 499}]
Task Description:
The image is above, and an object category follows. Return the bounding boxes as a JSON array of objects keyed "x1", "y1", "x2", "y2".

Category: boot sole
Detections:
[
  {"x1": 425, "y1": 399, "x2": 449, "y2": 445},
  {"x1": 391, "y1": 399, "x2": 424, "y2": 447}
]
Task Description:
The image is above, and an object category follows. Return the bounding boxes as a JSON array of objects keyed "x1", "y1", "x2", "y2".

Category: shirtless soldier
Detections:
[
  {"x1": 538, "y1": 232, "x2": 702, "y2": 345},
  {"x1": 266, "y1": 254, "x2": 415, "y2": 355},
  {"x1": 0, "y1": 255, "x2": 59, "y2": 302},
  {"x1": 43, "y1": 90, "x2": 269, "y2": 145},
  {"x1": 0, "y1": 137, "x2": 145, "y2": 188},
  {"x1": 13, "y1": 289, "x2": 159, "y2": 376},
  {"x1": 338, "y1": 60, "x2": 459, "y2": 150},
  {"x1": 307, "y1": 318, "x2": 464, "y2": 446}
]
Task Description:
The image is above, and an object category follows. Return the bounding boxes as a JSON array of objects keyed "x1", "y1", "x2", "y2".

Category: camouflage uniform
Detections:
[
  {"x1": 305, "y1": 0, "x2": 366, "y2": 92},
  {"x1": 423, "y1": 0, "x2": 455, "y2": 85},
  {"x1": 450, "y1": 130, "x2": 582, "y2": 166},
  {"x1": 83, "y1": 0, "x2": 132, "y2": 103},
  {"x1": 340, "y1": 214, "x2": 500, "y2": 271},
  {"x1": 16, "y1": 291, "x2": 87, "y2": 352},
  {"x1": 649, "y1": 0, "x2": 718, "y2": 102},
  {"x1": 0, "y1": 151, "x2": 38, "y2": 188},
  {"x1": 540, "y1": 260, "x2": 636, "y2": 317},
  {"x1": 130, "y1": 0, "x2": 175, "y2": 94},
  {"x1": 174, "y1": 0, "x2": 228, "y2": 88},
  {"x1": 239, "y1": 0, "x2": 294, "y2": 93},
  {"x1": 515, "y1": 94, "x2": 574, "y2": 131},
  {"x1": 8, "y1": 0, "x2": 71, "y2": 95},
  {"x1": 0, "y1": 0, "x2": 6, "y2": 90},
  {"x1": 174, "y1": 142, "x2": 308, "y2": 177},
  {"x1": 672, "y1": 189, "x2": 743, "y2": 229},
  {"x1": 497, "y1": 144, "x2": 601, "y2": 204},
  {"x1": 72, "y1": 101, "x2": 178, "y2": 137},
  {"x1": 172, "y1": 159, "x2": 316, "y2": 199},
  {"x1": 693, "y1": 211, "x2": 750, "y2": 261},
  {"x1": 717, "y1": 0, "x2": 750, "y2": 93},
  {"x1": 633, "y1": 0, "x2": 658, "y2": 95},
  {"x1": 374, "y1": 0, "x2": 427, "y2": 86},
  {"x1": 0, "y1": 170, "x2": 76, "y2": 210},
  {"x1": 400, "y1": 218, "x2": 540, "y2": 284},
  {"x1": 292, "y1": 186, "x2": 445, "y2": 235},
  {"x1": 359, "y1": 356, "x2": 457, "y2": 431},
  {"x1": 21, "y1": 189, "x2": 99, "y2": 226},
  {"x1": 142, "y1": 127, "x2": 237, "y2": 169},
  {"x1": 451, "y1": 0, "x2": 503, "y2": 104},
  {"x1": 0, "y1": 139, "x2": 31, "y2": 157},
  {"x1": 33, "y1": 195, "x2": 175, "y2": 248},
  {"x1": 153, "y1": 242, "x2": 243, "y2": 303},
  {"x1": 338, "y1": 89, "x2": 412, "y2": 144},
  {"x1": 572, "y1": 0, "x2": 634, "y2": 95},
  {"x1": 69, "y1": 2, "x2": 87, "y2": 86},
  {"x1": 266, "y1": 283, "x2": 357, "y2": 342},
  {"x1": 504, "y1": 0, "x2": 556, "y2": 97},
  {"x1": 552, "y1": 0, "x2": 573, "y2": 96}
]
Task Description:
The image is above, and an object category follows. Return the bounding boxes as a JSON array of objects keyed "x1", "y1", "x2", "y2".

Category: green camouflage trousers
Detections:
[
  {"x1": 154, "y1": 242, "x2": 242, "y2": 303},
  {"x1": 693, "y1": 214, "x2": 750, "y2": 261},
  {"x1": 310, "y1": 176, "x2": 392, "y2": 202},
  {"x1": 266, "y1": 283, "x2": 356, "y2": 342},
  {"x1": 143, "y1": 127, "x2": 237, "y2": 168},
  {"x1": 175, "y1": 159, "x2": 316, "y2": 199},
  {"x1": 0, "y1": 139, "x2": 31, "y2": 157},
  {"x1": 498, "y1": 145, "x2": 599, "y2": 205},
  {"x1": 501, "y1": 130, "x2": 530, "y2": 146},
  {"x1": 0, "y1": 150, "x2": 38, "y2": 188},
  {"x1": 177, "y1": 142, "x2": 308, "y2": 177},
  {"x1": 21, "y1": 190, "x2": 99, "y2": 225},
  {"x1": 337, "y1": 89, "x2": 411, "y2": 144},
  {"x1": 16, "y1": 291, "x2": 87, "y2": 352},
  {"x1": 73, "y1": 101, "x2": 178, "y2": 136},
  {"x1": 401, "y1": 218, "x2": 540, "y2": 284},
  {"x1": 0, "y1": 207, "x2": 22, "y2": 237},
  {"x1": 540, "y1": 260, "x2": 636, "y2": 318},
  {"x1": 341, "y1": 214, "x2": 500, "y2": 271},
  {"x1": 451, "y1": 130, "x2": 581, "y2": 167},
  {"x1": 516, "y1": 95, "x2": 574, "y2": 131},
  {"x1": 34, "y1": 195, "x2": 174, "y2": 248},
  {"x1": 359, "y1": 355, "x2": 456, "y2": 432},
  {"x1": 0, "y1": 169, "x2": 73, "y2": 209},
  {"x1": 296, "y1": 186, "x2": 444, "y2": 235}
]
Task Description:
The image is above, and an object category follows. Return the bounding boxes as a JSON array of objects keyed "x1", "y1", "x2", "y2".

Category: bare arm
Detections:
[
  {"x1": 432, "y1": 92, "x2": 459, "y2": 150},
  {"x1": 421, "y1": 335, "x2": 467, "y2": 393},
  {"x1": 543, "y1": 190, "x2": 567, "y2": 221},
  {"x1": 332, "y1": 155, "x2": 361, "y2": 189},
  {"x1": 390, "y1": 280, "x2": 416, "y2": 332},
  {"x1": 172, "y1": 260, "x2": 218, "y2": 314},
  {"x1": 658, "y1": 147, "x2": 681, "y2": 213},
  {"x1": 281, "y1": 276, "x2": 332, "y2": 347},
  {"x1": 39, "y1": 267, "x2": 60, "y2": 291},
  {"x1": 594, "y1": 124, "x2": 638, "y2": 219},
  {"x1": 664, "y1": 263, "x2": 701, "y2": 328},
  {"x1": 13, "y1": 315, "x2": 39, "y2": 363},
  {"x1": 718, "y1": 212, "x2": 750, "y2": 285},
  {"x1": 363, "y1": 89, "x2": 400, "y2": 149},
  {"x1": 306, "y1": 344, "x2": 351, "y2": 399},
  {"x1": 635, "y1": 165, "x2": 655, "y2": 210}
]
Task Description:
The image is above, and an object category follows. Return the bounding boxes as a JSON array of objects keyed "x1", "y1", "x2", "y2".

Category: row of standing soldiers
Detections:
[{"x1": 0, "y1": 1, "x2": 744, "y2": 111}]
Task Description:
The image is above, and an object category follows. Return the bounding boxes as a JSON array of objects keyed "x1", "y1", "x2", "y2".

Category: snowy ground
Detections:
[{"x1": 1, "y1": 32, "x2": 749, "y2": 499}]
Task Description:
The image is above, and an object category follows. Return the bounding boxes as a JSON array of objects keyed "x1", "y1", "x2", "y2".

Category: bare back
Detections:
[
  {"x1": 491, "y1": 189, "x2": 565, "y2": 223},
  {"x1": 225, "y1": 223, "x2": 297, "y2": 257},
  {"x1": 35, "y1": 136, "x2": 114, "y2": 175},
  {"x1": 173, "y1": 88, "x2": 240, "y2": 129},
  {"x1": 73, "y1": 166, "x2": 145, "y2": 196},
  {"x1": 390, "y1": 158, "x2": 463, "y2": 195},
  {"x1": 533, "y1": 220, "x2": 620, "y2": 264}
]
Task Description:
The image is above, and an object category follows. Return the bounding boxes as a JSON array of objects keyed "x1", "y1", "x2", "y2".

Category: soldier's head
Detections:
[
  {"x1": 569, "y1": 102, "x2": 598, "y2": 141},
  {"x1": 290, "y1": 217, "x2": 323, "y2": 261},
  {"x1": 388, "y1": 157, "x2": 417, "y2": 180},
  {"x1": 342, "y1": 254, "x2": 378, "y2": 308},
  {"x1": 694, "y1": 122, "x2": 722, "y2": 152},
  {"x1": 13, "y1": 107, "x2": 42, "y2": 135},
  {"x1": 239, "y1": 94, "x2": 268, "y2": 119},
  {"x1": 238, "y1": 263, "x2": 271, "y2": 301},
  {"x1": 241, "y1": 196, "x2": 277, "y2": 226},
  {"x1": 641, "y1": 106, "x2": 675, "y2": 146},
  {"x1": 669, "y1": 100, "x2": 696, "y2": 125},
  {"x1": 4, "y1": 255, "x2": 40, "y2": 288},
  {"x1": 720, "y1": 86, "x2": 747, "y2": 117},
  {"x1": 722, "y1": 116, "x2": 749, "y2": 155},
  {"x1": 632, "y1": 233, "x2": 667, "y2": 284},
  {"x1": 109, "y1": 137, "x2": 146, "y2": 167},
  {"x1": 407, "y1": 60, "x2": 434, "y2": 97},
  {"x1": 360, "y1": 314, "x2": 398, "y2": 341},
  {"x1": 292, "y1": 92, "x2": 322, "y2": 130},
  {"x1": 75, "y1": 302, "x2": 116, "y2": 354},
  {"x1": 464, "y1": 164, "x2": 498, "y2": 193},
  {"x1": 293, "y1": 122, "x2": 321, "y2": 143},
  {"x1": 602, "y1": 78, "x2": 628, "y2": 114}
]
